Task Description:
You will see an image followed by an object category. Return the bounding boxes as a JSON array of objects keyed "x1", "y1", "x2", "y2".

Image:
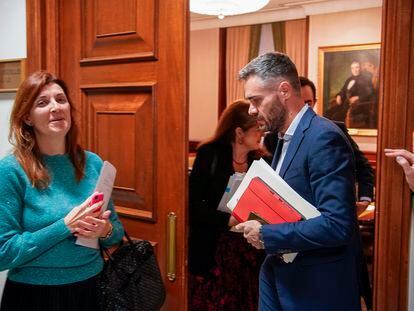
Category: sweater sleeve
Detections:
[{"x1": 0, "y1": 163, "x2": 72, "y2": 271}]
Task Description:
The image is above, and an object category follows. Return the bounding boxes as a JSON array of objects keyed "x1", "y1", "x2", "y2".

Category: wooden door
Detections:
[
  {"x1": 373, "y1": 0, "x2": 414, "y2": 309},
  {"x1": 26, "y1": 0, "x2": 189, "y2": 309}
]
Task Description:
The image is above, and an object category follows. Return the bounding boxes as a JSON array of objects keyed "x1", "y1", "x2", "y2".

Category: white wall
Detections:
[
  {"x1": 0, "y1": 0, "x2": 26, "y2": 158},
  {"x1": 0, "y1": 0, "x2": 27, "y2": 300},
  {"x1": 308, "y1": 7, "x2": 382, "y2": 151},
  {"x1": 189, "y1": 29, "x2": 219, "y2": 142}
]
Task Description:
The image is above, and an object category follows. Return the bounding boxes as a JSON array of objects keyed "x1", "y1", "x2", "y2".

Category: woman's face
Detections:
[
  {"x1": 241, "y1": 124, "x2": 263, "y2": 151},
  {"x1": 25, "y1": 82, "x2": 72, "y2": 142}
]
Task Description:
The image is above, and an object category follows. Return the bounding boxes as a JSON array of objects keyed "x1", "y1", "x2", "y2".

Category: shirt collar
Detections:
[{"x1": 278, "y1": 104, "x2": 309, "y2": 142}]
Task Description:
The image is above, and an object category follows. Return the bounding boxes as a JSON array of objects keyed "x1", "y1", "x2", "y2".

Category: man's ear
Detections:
[{"x1": 278, "y1": 81, "x2": 292, "y2": 99}]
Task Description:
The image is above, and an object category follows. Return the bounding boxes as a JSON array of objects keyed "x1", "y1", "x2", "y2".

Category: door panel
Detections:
[
  {"x1": 27, "y1": 0, "x2": 188, "y2": 309},
  {"x1": 82, "y1": 0, "x2": 156, "y2": 62},
  {"x1": 83, "y1": 87, "x2": 156, "y2": 220}
]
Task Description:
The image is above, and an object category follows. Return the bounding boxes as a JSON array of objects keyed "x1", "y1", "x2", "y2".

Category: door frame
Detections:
[{"x1": 373, "y1": 0, "x2": 414, "y2": 309}]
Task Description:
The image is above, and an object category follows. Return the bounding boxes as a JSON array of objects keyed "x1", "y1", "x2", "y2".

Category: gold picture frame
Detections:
[
  {"x1": 0, "y1": 58, "x2": 26, "y2": 93},
  {"x1": 317, "y1": 43, "x2": 380, "y2": 136}
]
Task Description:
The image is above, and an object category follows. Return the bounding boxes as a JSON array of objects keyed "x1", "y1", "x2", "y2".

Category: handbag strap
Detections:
[
  {"x1": 123, "y1": 230, "x2": 134, "y2": 245},
  {"x1": 101, "y1": 230, "x2": 151, "y2": 264},
  {"x1": 100, "y1": 230, "x2": 128, "y2": 263}
]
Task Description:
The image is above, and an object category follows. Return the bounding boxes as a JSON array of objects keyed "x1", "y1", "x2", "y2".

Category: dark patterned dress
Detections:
[
  {"x1": 189, "y1": 231, "x2": 265, "y2": 311},
  {"x1": 188, "y1": 142, "x2": 265, "y2": 310}
]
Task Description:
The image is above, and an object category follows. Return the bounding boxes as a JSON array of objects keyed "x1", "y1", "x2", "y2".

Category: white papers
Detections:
[
  {"x1": 228, "y1": 159, "x2": 321, "y2": 262},
  {"x1": 76, "y1": 161, "x2": 117, "y2": 249},
  {"x1": 217, "y1": 172, "x2": 245, "y2": 214}
]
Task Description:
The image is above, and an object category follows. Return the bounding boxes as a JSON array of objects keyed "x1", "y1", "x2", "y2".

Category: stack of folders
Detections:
[
  {"x1": 227, "y1": 159, "x2": 321, "y2": 263},
  {"x1": 217, "y1": 172, "x2": 246, "y2": 214}
]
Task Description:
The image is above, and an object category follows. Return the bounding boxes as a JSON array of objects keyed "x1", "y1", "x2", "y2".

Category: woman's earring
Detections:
[{"x1": 238, "y1": 137, "x2": 243, "y2": 144}]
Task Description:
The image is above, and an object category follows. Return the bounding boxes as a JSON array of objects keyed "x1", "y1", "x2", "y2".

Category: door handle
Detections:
[{"x1": 167, "y1": 212, "x2": 177, "y2": 282}]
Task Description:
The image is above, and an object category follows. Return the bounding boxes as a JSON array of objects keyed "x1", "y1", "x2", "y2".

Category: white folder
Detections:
[
  {"x1": 76, "y1": 161, "x2": 117, "y2": 249},
  {"x1": 227, "y1": 159, "x2": 320, "y2": 262}
]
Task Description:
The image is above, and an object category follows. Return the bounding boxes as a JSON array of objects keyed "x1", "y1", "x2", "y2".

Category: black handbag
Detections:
[{"x1": 98, "y1": 231, "x2": 166, "y2": 311}]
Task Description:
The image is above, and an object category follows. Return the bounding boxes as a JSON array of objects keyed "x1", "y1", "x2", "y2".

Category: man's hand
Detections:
[
  {"x1": 228, "y1": 215, "x2": 239, "y2": 227},
  {"x1": 349, "y1": 96, "x2": 359, "y2": 105},
  {"x1": 235, "y1": 220, "x2": 264, "y2": 249},
  {"x1": 384, "y1": 148, "x2": 414, "y2": 191},
  {"x1": 336, "y1": 95, "x2": 342, "y2": 105},
  {"x1": 356, "y1": 200, "x2": 370, "y2": 216}
]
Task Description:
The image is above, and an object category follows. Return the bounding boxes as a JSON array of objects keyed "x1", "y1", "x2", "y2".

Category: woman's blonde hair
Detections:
[{"x1": 9, "y1": 70, "x2": 85, "y2": 189}]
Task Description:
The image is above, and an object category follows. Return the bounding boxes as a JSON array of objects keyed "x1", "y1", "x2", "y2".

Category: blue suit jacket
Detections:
[{"x1": 260, "y1": 108, "x2": 361, "y2": 310}]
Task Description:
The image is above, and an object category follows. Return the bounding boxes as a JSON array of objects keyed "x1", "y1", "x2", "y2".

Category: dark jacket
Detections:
[
  {"x1": 188, "y1": 142, "x2": 254, "y2": 275},
  {"x1": 337, "y1": 74, "x2": 374, "y2": 104},
  {"x1": 263, "y1": 117, "x2": 372, "y2": 309},
  {"x1": 260, "y1": 108, "x2": 361, "y2": 310},
  {"x1": 334, "y1": 121, "x2": 374, "y2": 200}
]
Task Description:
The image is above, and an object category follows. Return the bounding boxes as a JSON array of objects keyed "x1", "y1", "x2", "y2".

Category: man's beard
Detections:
[{"x1": 267, "y1": 100, "x2": 287, "y2": 133}]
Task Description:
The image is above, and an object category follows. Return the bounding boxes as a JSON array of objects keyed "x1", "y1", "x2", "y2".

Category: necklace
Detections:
[{"x1": 233, "y1": 158, "x2": 247, "y2": 165}]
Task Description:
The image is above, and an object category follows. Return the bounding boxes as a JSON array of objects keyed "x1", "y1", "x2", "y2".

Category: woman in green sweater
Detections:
[{"x1": 0, "y1": 71, "x2": 124, "y2": 310}]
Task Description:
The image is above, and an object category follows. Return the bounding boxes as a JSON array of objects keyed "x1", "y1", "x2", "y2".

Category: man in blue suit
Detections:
[{"x1": 235, "y1": 52, "x2": 361, "y2": 310}]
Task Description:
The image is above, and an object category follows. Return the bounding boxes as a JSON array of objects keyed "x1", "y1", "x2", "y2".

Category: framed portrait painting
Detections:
[{"x1": 317, "y1": 43, "x2": 380, "y2": 136}]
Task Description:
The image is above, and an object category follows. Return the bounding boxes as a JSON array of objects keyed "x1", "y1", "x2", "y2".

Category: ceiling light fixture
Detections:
[{"x1": 190, "y1": 0, "x2": 270, "y2": 19}]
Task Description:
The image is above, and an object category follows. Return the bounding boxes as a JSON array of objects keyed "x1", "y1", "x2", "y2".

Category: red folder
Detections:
[{"x1": 232, "y1": 176, "x2": 303, "y2": 224}]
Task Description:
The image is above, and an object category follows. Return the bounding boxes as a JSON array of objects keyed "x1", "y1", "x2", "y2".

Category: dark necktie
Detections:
[{"x1": 271, "y1": 138, "x2": 284, "y2": 170}]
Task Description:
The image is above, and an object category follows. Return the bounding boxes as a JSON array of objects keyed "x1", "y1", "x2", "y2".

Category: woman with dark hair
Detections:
[
  {"x1": 0, "y1": 71, "x2": 124, "y2": 311},
  {"x1": 189, "y1": 100, "x2": 265, "y2": 310}
]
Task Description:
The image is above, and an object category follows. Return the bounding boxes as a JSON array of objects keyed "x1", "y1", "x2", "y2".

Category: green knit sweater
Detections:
[{"x1": 0, "y1": 151, "x2": 124, "y2": 285}]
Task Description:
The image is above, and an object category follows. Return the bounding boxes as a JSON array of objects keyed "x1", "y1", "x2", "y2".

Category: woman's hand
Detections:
[
  {"x1": 384, "y1": 148, "x2": 414, "y2": 191},
  {"x1": 74, "y1": 210, "x2": 113, "y2": 239},
  {"x1": 64, "y1": 193, "x2": 104, "y2": 233}
]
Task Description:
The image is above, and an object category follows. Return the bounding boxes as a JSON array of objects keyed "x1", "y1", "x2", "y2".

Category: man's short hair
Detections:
[
  {"x1": 299, "y1": 76, "x2": 316, "y2": 101},
  {"x1": 238, "y1": 52, "x2": 301, "y2": 94}
]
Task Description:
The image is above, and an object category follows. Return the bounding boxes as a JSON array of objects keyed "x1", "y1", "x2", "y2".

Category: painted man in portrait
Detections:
[{"x1": 326, "y1": 60, "x2": 375, "y2": 128}]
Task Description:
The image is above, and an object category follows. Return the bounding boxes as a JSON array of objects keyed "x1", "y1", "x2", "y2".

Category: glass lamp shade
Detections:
[{"x1": 190, "y1": 0, "x2": 270, "y2": 18}]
